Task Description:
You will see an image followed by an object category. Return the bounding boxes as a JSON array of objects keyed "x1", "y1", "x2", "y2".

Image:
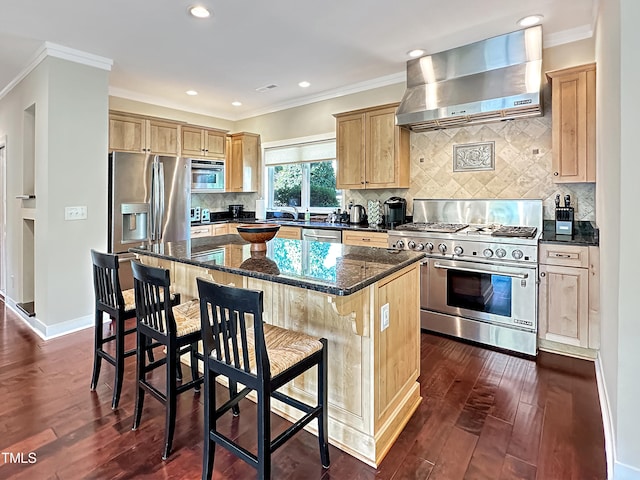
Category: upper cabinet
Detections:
[
  {"x1": 335, "y1": 103, "x2": 410, "y2": 190},
  {"x1": 226, "y1": 132, "x2": 260, "y2": 192},
  {"x1": 109, "y1": 112, "x2": 179, "y2": 155},
  {"x1": 181, "y1": 126, "x2": 226, "y2": 159},
  {"x1": 546, "y1": 63, "x2": 596, "y2": 183}
]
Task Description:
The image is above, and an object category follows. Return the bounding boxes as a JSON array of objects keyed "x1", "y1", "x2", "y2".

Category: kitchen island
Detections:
[{"x1": 130, "y1": 235, "x2": 424, "y2": 467}]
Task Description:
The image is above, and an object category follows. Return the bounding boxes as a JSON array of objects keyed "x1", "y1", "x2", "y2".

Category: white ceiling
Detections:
[{"x1": 0, "y1": 0, "x2": 595, "y2": 121}]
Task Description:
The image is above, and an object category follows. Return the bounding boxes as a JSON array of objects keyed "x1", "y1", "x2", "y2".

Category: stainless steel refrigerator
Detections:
[{"x1": 108, "y1": 152, "x2": 190, "y2": 288}]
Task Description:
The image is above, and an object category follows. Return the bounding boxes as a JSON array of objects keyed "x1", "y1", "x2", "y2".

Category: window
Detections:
[{"x1": 264, "y1": 139, "x2": 341, "y2": 213}]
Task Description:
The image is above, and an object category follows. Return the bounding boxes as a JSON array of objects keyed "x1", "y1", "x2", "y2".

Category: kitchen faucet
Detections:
[{"x1": 278, "y1": 206, "x2": 299, "y2": 220}]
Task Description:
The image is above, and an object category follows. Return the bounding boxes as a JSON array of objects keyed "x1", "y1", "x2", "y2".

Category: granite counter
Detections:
[{"x1": 129, "y1": 235, "x2": 424, "y2": 296}]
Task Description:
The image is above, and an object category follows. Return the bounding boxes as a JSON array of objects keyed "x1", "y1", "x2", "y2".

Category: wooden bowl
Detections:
[{"x1": 236, "y1": 224, "x2": 280, "y2": 251}]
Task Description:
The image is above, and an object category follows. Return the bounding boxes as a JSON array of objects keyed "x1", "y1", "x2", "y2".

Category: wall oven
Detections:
[{"x1": 191, "y1": 159, "x2": 225, "y2": 192}]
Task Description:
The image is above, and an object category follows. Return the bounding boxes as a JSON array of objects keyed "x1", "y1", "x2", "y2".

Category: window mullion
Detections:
[{"x1": 302, "y1": 163, "x2": 310, "y2": 209}]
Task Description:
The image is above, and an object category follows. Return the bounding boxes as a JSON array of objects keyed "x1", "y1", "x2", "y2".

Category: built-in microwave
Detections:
[{"x1": 191, "y1": 159, "x2": 225, "y2": 192}]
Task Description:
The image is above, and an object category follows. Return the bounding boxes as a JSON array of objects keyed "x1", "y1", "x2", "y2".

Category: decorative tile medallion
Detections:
[{"x1": 453, "y1": 141, "x2": 495, "y2": 172}]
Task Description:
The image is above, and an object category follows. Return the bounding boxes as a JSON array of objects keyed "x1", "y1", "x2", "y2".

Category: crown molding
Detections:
[
  {"x1": 0, "y1": 42, "x2": 112, "y2": 101},
  {"x1": 108, "y1": 86, "x2": 235, "y2": 121},
  {"x1": 110, "y1": 70, "x2": 406, "y2": 122},
  {"x1": 544, "y1": 24, "x2": 593, "y2": 48},
  {"x1": 239, "y1": 71, "x2": 406, "y2": 120}
]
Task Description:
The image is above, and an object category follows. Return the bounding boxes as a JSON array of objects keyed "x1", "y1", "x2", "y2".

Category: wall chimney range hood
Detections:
[{"x1": 396, "y1": 26, "x2": 543, "y2": 132}]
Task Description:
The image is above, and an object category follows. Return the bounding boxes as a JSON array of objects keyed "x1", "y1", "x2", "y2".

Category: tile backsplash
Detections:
[
  {"x1": 346, "y1": 112, "x2": 595, "y2": 221},
  {"x1": 192, "y1": 192, "x2": 259, "y2": 214}
]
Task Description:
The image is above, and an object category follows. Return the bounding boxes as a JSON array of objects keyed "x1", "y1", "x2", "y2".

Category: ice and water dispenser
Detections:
[{"x1": 121, "y1": 203, "x2": 149, "y2": 243}]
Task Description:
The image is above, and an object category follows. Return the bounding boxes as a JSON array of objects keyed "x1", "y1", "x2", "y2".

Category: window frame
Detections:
[{"x1": 262, "y1": 133, "x2": 341, "y2": 214}]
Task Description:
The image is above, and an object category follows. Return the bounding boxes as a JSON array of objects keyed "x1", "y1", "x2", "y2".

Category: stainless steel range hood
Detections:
[{"x1": 396, "y1": 26, "x2": 543, "y2": 132}]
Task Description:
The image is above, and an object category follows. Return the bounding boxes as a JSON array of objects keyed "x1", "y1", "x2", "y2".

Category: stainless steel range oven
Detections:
[{"x1": 388, "y1": 199, "x2": 542, "y2": 356}]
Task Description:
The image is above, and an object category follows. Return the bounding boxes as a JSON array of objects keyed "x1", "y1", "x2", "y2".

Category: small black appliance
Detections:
[
  {"x1": 229, "y1": 204, "x2": 244, "y2": 219},
  {"x1": 384, "y1": 197, "x2": 407, "y2": 228}
]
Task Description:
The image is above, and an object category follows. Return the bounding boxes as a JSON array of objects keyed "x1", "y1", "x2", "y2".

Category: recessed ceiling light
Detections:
[
  {"x1": 517, "y1": 14, "x2": 543, "y2": 27},
  {"x1": 185, "y1": 90, "x2": 198, "y2": 96},
  {"x1": 408, "y1": 49, "x2": 425, "y2": 58},
  {"x1": 298, "y1": 81, "x2": 311, "y2": 88},
  {"x1": 189, "y1": 6, "x2": 210, "y2": 18},
  {"x1": 231, "y1": 101, "x2": 242, "y2": 107}
]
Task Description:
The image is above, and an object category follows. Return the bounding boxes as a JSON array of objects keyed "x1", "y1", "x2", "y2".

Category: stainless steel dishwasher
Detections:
[{"x1": 301, "y1": 228, "x2": 342, "y2": 243}]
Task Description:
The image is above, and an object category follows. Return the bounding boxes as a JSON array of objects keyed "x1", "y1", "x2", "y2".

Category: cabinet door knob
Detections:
[
  {"x1": 553, "y1": 172, "x2": 559, "y2": 176},
  {"x1": 540, "y1": 272, "x2": 546, "y2": 277}
]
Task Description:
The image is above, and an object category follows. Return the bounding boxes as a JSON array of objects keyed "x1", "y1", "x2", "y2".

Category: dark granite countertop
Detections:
[
  {"x1": 129, "y1": 235, "x2": 424, "y2": 296},
  {"x1": 192, "y1": 218, "x2": 389, "y2": 233},
  {"x1": 540, "y1": 220, "x2": 599, "y2": 246}
]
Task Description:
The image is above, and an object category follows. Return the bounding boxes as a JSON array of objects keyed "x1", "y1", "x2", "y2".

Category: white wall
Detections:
[
  {"x1": 0, "y1": 56, "x2": 109, "y2": 335},
  {"x1": 596, "y1": 0, "x2": 640, "y2": 477}
]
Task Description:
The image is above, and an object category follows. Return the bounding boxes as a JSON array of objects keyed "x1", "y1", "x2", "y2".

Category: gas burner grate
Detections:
[
  {"x1": 395, "y1": 222, "x2": 469, "y2": 233},
  {"x1": 491, "y1": 226, "x2": 537, "y2": 238}
]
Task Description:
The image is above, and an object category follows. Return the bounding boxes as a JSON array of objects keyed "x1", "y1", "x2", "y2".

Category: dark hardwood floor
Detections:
[{"x1": 0, "y1": 299, "x2": 606, "y2": 479}]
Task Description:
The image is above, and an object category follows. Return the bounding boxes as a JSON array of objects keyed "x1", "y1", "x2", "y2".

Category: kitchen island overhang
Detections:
[{"x1": 130, "y1": 235, "x2": 424, "y2": 467}]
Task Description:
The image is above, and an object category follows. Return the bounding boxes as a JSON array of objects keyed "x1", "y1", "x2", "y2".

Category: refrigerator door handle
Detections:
[
  {"x1": 157, "y1": 160, "x2": 165, "y2": 241},
  {"x1": 150, "y1": 160, "x2": 160, "y2": 240}
]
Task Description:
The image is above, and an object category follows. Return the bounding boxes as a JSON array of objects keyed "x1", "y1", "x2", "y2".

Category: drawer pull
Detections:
[
  {"x1": 554, "y1": 253, "x2": 572, "y2": 258},
  {"x1": 362, "y1": 238, "x2": 370, "y2": 242}
]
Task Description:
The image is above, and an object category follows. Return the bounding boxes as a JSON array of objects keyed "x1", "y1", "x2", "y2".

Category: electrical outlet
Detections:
[
  {"x1": 381, "y1": 303, "x2": 390, "y2": 331},
  {"x1": 64, "y1": 206, "x2": 87, "y2": 221}
]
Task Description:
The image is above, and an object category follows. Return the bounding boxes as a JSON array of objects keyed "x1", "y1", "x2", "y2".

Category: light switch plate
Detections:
[
  {"x1": 65, "y1": 206, "x2": 87, "y2": 220},
  {"x1": 381, "y1": 303, "x2": 390, "y2": 331}
]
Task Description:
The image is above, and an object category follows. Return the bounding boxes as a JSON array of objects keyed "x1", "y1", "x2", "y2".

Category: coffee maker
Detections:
[{"x1": 384, "y1": 197, "x2": 407, "y2": 228}]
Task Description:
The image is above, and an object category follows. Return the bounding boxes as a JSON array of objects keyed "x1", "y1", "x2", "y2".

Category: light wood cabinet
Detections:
[
  {"x1": 276, "y1": 226, "x2": 301, "y2": 240},
  {"x1": 181, "y1": 126, "x2": 226, "y2": 158},
  {"x1": 546, "y1": 63, "x2": 596, "y2": 183},
  {"x1": 190, "y1": 223, "x2": 229, "y2": 238},
  {"x1": 226, "y1": 132, "x2": 260, "y2": 192},
  {"x1": 538, "y1": 243, "x2": 600, "y2": 357},
  {"x1": 342, "y1": 230, "x2": 389, "y2": 248},
  {"x1": 190, "y1": 225, "x2": 212, "y2": 238},
  {"x1": 335, "y1": 103, "x2": 410, "y2": 190},
  {"x1": 109, "y1": 112, "x2": 179, "y2": 155}
]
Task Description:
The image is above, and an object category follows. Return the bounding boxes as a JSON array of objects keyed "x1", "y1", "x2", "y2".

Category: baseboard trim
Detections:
[
  {"x1": 5, "y1": 297, "x2": 94, "y2": 340},
  {"x1": 595, "y1": 353, "x2": 615, "y2": 480}
]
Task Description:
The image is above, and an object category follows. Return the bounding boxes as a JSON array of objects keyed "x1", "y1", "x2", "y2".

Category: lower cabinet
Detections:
[
  {"x1": 276, "y1": 226, "x2": 302, "y2": 240},
  {"x1": 191, "y1": 225, "x2": 213, "y2": 238},
  {"x1": 190, "y1": 223, "x2": 229, "y2": 238},
  {"x1": 538, "y1": 243, "x2": 600, "y2": 357},
  {"x1": 342, "y1": 230, "x2": 389, "y2": 248}
]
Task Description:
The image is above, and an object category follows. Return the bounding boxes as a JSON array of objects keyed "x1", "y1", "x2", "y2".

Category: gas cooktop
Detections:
[
  {"x1": 394, "y1": 222, "x2": 537, "y2": 238},
  {"x1": 394, "y1": 222, "x2": 469, "y2": 233}
]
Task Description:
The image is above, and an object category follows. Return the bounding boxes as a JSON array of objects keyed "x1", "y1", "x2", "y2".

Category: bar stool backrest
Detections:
[
  {"x1": 196, "y1": 278, "x2": 270, "y2": 384},
  {"x1": 131, "y1": 261, "x2": 177, "y2": 338},
  {"x1": 91, "y1": 249, "x2": 126, "y2": 317}
]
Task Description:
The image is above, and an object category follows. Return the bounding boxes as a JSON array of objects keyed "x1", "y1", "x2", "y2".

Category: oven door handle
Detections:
[{"x1": 433, "y1": 262, "x2": 529, "y2": 279}]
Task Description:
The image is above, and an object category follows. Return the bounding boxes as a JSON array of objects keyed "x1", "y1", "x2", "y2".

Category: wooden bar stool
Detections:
[
  {"x1": 196, "y1": 278, "x2": 330, "y2": 480},
  {"x1": 90, "y1": 249, "x2": 180, "y2": 409},
  {"x1": 130, "y1": 261, "x2": 204, "y2": 460}
]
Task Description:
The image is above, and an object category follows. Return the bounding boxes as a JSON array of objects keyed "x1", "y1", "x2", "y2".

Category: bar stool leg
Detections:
[
  {"x1": 132, "y1": 332, "x2": 147, "y2": 431},
  {"x1": 202, "y1": 370, "x2": 217, "y2": 480},
  {"x1": 163, "y1": 345, "x2": 178, "y2": 460},
  {"x1": 90, "y1": 310, "x2": 104, "y2": 391},
  {"x1": 256, "y1": 387, "x2": 272, "y2": 479},
  {"x1": 190, "y1": 342, "x2": 200, "y2": 393},
  {"x1": 112, "y1": 316, "x2": 126, "y2": 409},
  {"x1": 318, "y1": 339, "x2": 330, "y2": 467}
]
